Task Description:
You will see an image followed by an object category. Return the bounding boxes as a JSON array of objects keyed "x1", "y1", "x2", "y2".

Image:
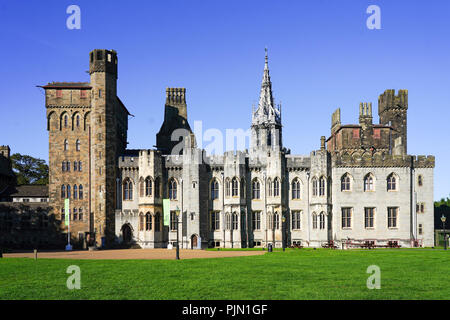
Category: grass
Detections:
[{"x1": 0, "y1": 249, "x2": 449, "y2": 300}]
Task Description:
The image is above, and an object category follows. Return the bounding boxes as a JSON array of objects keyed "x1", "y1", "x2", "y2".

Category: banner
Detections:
[
  {"x1": 163, "y1": 199, "x2": 170, "y2": 226},
  {"x1": 64, "y1": 198, "x2": 70, "y2": 226}
]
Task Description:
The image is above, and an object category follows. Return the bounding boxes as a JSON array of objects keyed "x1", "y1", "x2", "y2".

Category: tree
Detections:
[{"x1": 10, "y1": 153, "x2": 48, "y2": 185}]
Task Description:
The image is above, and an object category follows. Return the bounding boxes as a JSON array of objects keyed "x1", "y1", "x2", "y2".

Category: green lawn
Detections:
[{"x1": 0, "y1": 249, "x2": 449, "y2": 299}]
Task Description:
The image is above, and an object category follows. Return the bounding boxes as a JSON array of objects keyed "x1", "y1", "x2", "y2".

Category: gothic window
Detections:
[
  {"x1": 267, "y1": 178, "x2": 273, "y2": 197},
  {"x1": 252, "y1": 179, "x2": 260, "y2": 199},
  {"x1": 169, "y1": 179, "x2": 177, "y2": 200},
  {"x1": 61, "y1": 185, "x2": 66, "y2": 198},
  {"x1": 146, "y1": 212, "x2": 152, "y2": 231},
  {"x1": 232, "y1": 212, "x2": 238, "y2": 230},
  {"x1": 292, "y1": 211, "x2": 301, "y2": 230},
  {"x1": 273, "y1": 178, "x2": 280, "y2": 197},
  {"x1": 64, "y1": 139, "x2": 68, "y2": 151},
  {"x1": 79, "y1": 161, "x2": 82, "y2": 171},
  {"x1": 73, "y1": 185, "x2": 78, "y2": 199},
  {"x1": 387, "y1": 174, "x2": 397, "y2": 191},
  {"x1": 74, "y1": 161, "x2": 78, "y2": 171},
  {"x1": 79, "y1": 208, "x2": 83, "y2": 221},
  {"x1": 76, "y1": 115, "x2": 80, "y2": 128},
  {"x1": 319, "y1": 212, "x2": 326, "y2": 229},
  {"x1": 76, "y1": 139, "x2": 80, "y2": 151},
  {"x1": 64, "y1": 115, "x2": 68, "y2": 128},
  {"x1": 73, "y1": 208, "x2": 78, "y2": 221},
  {"x1": 312, "y1": 212, "x2": 318, "y2": 229},
  {"x1": 225, "y1": 213, "x2": 231, "y2": 230},
  {"x1": 312, "y1": 178, "x2": 318, "y2": 196},
  {"x1": 292, "y1": 178, "x2": 301, "y2": 199},
  {"x1": 67, "y1": 161, "x2": 70, "y2": 171},
  {"x1": 225, "y1": 178, "x2": 231, "y2": 197},
  {"x1": 341, "y1": 174, "x2": 351, "y2": 191},
  {"x1": 210, "y1": 179, "x2": 219, "y2": 200},
  {"x1": 139, "y1": 178, "x2": 144, "y2": 197},
  {"x1": 170, "y1": 211, "x2": 177, "y2": 231},
  {"x1": 252, "y1": 211, "x2": 261, "y2": 230},
  {"x1": 79, "y1": 185, "x2": 83, "y2": 199},
  {"x1": 364, "y1": 174, "x2": 374, "y2": 191},
  {"x1": 231, "y1": 177, "x2": 239, "y2": 197},
  {"x1": 155, "y1": 212, "x2": 161, "y2": 232},
  {"x1": 319, "y1": 177, "x2": 326, "y2": 196},
  {"x1": 123, "y1": 178, "x2": 133, "y2": 200},
  {"x1": 274, "y1": 212, "x2": 280, "y2": 229},
  {"x1": 67, "y1": 185, "x2": 71, "y2": 199},
  {"x1": 145, "y1": 177, "x2": 152, "y2": 196},
  {"x1": 268, "y1": 213, "x2": 273, "y2": 230},
  {"x1": 62, "y1": 161, "x2": 66, "y2": 172},
  {"x1": 210, "y1": 211, "x2": 220, "y2": 231}
]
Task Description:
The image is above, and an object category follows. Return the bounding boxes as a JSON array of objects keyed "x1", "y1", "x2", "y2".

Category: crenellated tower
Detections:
[{"x1": 378, "y1": 89, "x2": 408, "y2": 155}]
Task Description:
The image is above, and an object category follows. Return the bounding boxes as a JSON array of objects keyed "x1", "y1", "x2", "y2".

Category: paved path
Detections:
[{"x1": 3, "y1": 249, "x2": 266, "y2": 260}]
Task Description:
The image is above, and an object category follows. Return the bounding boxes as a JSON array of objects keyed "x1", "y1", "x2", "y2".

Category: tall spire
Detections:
[{"x1": 253, "y1": 48, "x2": 280, "y2": 125}]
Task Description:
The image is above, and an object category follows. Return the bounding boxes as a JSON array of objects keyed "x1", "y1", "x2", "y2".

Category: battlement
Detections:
[
  {"x1": 166, "y1": 88, "x2": 186, "y2": 105},
  {"x1": 332, "y1": 152, "x2": 434, "y2": 168},
  {"x1": 89, "y1": 49, "x2": 118, "y2": 77},
  {"x1": 359, "y1": 102, "x2": 372, "y2": 118},
  {"x1": 286, "y1": 155, "x2": 311, "y2": 169},
  {"x1": 378, "y1": 89, "x2": 408, "y2": 115},
  {"x1": 331, "y1": 108, "x2": 341, "y2": 132}
]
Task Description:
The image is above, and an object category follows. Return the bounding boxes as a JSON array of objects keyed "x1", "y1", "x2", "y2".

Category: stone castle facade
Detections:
[{"x1": 42, "y1": 49, "x2": 435, "y2": 249}]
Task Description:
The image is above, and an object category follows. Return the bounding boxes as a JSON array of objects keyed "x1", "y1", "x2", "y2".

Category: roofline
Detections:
[
  {"x1": 37, "y1": 85, "x2": 92, "y2": 89},
  {"x1": 117, "y1": 96, "x2": 132, "y2": 116}
]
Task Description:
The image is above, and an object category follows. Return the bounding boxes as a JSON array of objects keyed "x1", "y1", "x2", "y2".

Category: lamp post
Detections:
[
  {"x1": 441, "y1": 214, "x2": 447, "y2": 250},
  {"x1": 176, "y1": 206, "x2": 180, "y2": 260}
]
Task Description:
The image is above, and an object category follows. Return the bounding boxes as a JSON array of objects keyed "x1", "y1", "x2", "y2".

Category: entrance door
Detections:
[
  {"x1": 191, "y1": 234, "x2": 198, "y2": 249},
  {"x1": 122, "y1": 224, "x2": 132, "y2": 243}
]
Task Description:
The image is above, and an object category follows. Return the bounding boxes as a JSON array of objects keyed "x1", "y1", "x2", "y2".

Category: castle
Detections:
[{"x1": 41, "y1": 49, "x2": 435, "y2": 249}]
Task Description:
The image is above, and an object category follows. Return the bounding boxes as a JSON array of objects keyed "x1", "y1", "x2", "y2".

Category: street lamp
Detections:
[
  {"x1": 176, "y1": 206, "x2": 181, "y2": 260},
  {"x1": 282, "y1": 216, "x2": 286, "y2": 252},
  {"x1": 441, "y1": 214, "x2": 447, "y2": 250}
]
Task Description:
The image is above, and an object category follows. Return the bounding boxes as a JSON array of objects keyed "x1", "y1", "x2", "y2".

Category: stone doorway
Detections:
[
  {"x1": 191, "y1": 234, "x2": 198, "y2": 249},
  {"x1": 121, "y1": 224, "x2": 132, "y2": 243}
]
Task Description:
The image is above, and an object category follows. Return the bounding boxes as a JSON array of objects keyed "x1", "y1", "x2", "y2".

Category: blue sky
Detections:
[{"x1": 0, "y1": 0, "x2": 449, "y2": 200}]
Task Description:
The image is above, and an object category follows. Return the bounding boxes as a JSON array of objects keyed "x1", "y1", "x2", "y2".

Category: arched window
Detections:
[
  {"x1": 273, "y1": 178, "x2": 280, "y2": 197},
  {"x1": 145, "y1": 213, "x2": 152, "y2": 231},
  {"x1": 169, "y1": 179, "x2": 177, "y2": 200},
  {"x1": 312, "y1": 212, "x2": 318, "y2": 229},
  {"x1": 226, "y1": 213, "x2": 231, "y2": 230},
  {"x1": 76, "y1": 115, "x2": 80, "y2": 128},
  {"x1": 341, "y1": 174, "x2": 351, "y2": 191},
  {"x1": 73, "y1": 185, "x2": 78, "y2": 199},
  {"x1": 292, "y1": 178, "x2": 301, "y2": 199},
  {"x1": 64, "y1": 139, "x2": 68, "y2": 151},
  {"x1": 145, "y1": 177, "x2": 152, "y2": 196},
  {"x1": 312, "y1": 178, "x2": 318, "y2": 196},
  {"x1": 225, "y1": 178, "x2": 231, "y2": 197},
  {"x1": 232, "y1": 177, "x2": 239, "y2": 197},
  {"x1": 67, "y1": 185, "x2": 71, "y2": 199},
  {"x1": 67, "y1": 161, "x2": 70, "y2": 171},
  {"x1": 79, "y1": 208, "x2": 83, "y2": 221},
  {"x1": 232, "y1": 212, "x2": 238, "y2": 230},
  {"x1": 268, "y1": 213, "x2": 273, "y2": 230},
  {"x1": 64, "y1": 115, "x2": 68, "y2": 128},
  {"x1": 139, "y1": 178, "x2": 144, "y2": 197},
  {"x1": 79, "y1": 161, "x2": 82, "y2": 171},
  {"x1": 418, "y1": 175, "x2": 423, "y2": 187},
  {"x1": 79, "y1": 185, "x2": 83, "y2": 199},
  {"x1": 61, "y1": 185, "x2": 66, "y2": 198},
  {"x1": 252, "y1": 179, "x2": 260, "y2": 199},
  {"x1": 319, "y1": 212, "x2": 326, "y2": 229},
  {"x1": 62, "y1": 161, "x2": 66, "y2": 172},
  {"x1": 139, "y1": 213, "x2": 144, "y2": 231},
  {"x1": 155, "y1": 212, "x2": 161, "y2": 232},
  {"x1": 74, "y1": 161, "x2": 78, "y2": 171},
  {"x1": 123, "y1": 179, "x2": 133, "y2": 200},
  {"x1": 210, "y1": 179, "x2": 219, "y2": 200},
  {"x1": 274, "y1": 212, "x2": 280, "y2": 230},
  {"x1": 76, "y1": 139, "x2": 80, "y2": 151},
  {"x1": 319, "y1": 177, "x2": 326, "y2": 196},
  {"x1": 267, "y1": 178, "x2": 273, "y2": 197},
  {"x1": 364, "y1": 174, "x2": 374, "y2": 191},
  {"x1": 154, "y1": 177, "x2": 160, "y2": 198},
  {"x1": 387, "y1": 174, "x2": 397, "y2": 191}
]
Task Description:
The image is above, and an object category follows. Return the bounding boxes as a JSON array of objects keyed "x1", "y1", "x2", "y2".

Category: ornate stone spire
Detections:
[{"x1": 252, "y1": 48, "x2": 281, "y2": 125}]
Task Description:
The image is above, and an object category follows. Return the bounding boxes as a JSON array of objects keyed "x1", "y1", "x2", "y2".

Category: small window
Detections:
[
  {"x1": 342, "y1": 208, "x2": 352, "y2": 228},
  {"x1": 98, "y1": 89, "x2": 102, "y2": 98},
  {"x1": 232, "y1": 178, "x2": 239, "y2": 197},
  {"x1": 418, "y1": 175, "x2": 423, "y2": 187},
  {"x1": 252, "y1": 179, "x2": 260, "y2": 199},
  {"x1": 312, "y1": 178, "x2": 318, "y2": 196},
  {"x1": 319, "y1": 177, "x2": 326, "y2": 196},
  {"x1": 76, "y1": 139, "x2": 80, "y2": 151},
  {"x1": 364, "y1": 174, "x2": 374, "y2": 191},
  {"x1": 418, "y1": 224, "x2": 423, "y2": 235},
  {"x1": 341, "y1": 174, "x2": 351, "y2": 191},
  {"x1": 365, "y1": 208, "x2": 375, "y2": 228},
  {"x1": 388, "y1": 207, "x2": 398, "y2": 228},
  {"x1": 211, "y1": 179, "x2": 219, "y2": 200},
  {"x1": 387, "y1": 174, "x2": 397, "y2": 191}
]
